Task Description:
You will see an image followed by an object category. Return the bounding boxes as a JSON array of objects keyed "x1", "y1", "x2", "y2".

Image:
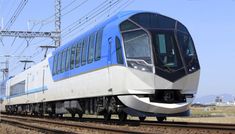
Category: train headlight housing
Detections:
[{"x1": 127, "y1": 59, "x2": 153, "y2": 73}]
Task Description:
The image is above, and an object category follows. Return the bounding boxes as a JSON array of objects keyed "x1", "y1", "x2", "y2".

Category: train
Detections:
[{"x1": 0, "y1": 10, "x2": 200, "y2": 122}]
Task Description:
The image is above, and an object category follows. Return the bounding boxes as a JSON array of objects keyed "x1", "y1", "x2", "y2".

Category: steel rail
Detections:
[
  {"x1": 1, "y1": 115, "x2": 153, "y2": 134},
  {"x1": 141, "y1": 121, "x2": 235, "y2": 131},
  {"x1": 1, "y1": 117, "x2": 75, "y2": 134}
]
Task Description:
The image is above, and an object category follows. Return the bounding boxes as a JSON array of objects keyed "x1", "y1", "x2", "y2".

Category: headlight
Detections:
[{"x1": 127, "y1": 59, "x2": 153, "y2": 73}]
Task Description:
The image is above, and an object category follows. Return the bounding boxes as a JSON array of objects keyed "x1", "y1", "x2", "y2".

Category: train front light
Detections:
[{"x1": 127, "y1": 59, "x2": 153, "y2": 73}]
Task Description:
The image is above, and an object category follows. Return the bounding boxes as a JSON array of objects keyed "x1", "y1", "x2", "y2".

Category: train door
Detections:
[{"x1": 107, "y1": 37, "x2": 113, "y2": 94}]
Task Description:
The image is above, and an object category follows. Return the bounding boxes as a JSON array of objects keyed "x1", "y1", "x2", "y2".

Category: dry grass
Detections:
[
  {"x1": 191, "y1": 106, "x2": 235, "y2": 116},
  {"x1": 166, "y1": 106, "x2": 235, "y2": 124}
]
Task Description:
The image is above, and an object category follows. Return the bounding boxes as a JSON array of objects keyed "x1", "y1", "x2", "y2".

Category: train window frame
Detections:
[
  {"x1": 70, "y1": 45, "x2": 76, "y2": 70},
  {"x1": 61, "y1": 49, "x2": 66, "y2": 73},
  {"x1": 81, "y1": 38, "x2": 88, "y2": 66},
  {"x1": 53, "y1": 54, "x2": 58, "y2": 75},
  {"x1": 88, "y1": 33, "x2": 96, "y2": 64},
  {"x1": 75, "y1": 42, "x2": 82, "y2": 68},
  {"x1": 122, "y1": 29, "x2": 152, "y2": 64},
  {"x1": 120, "y1": 20, "x2": 141, "y2": 32},
  {"x1": 95, "y1": 29, "x2": 103, "y2": 61},
  {"x1": 57, "y1": 52, "x2": 62, "y2": 74},
  {"x1": 65, "y1": 48, "x2": 71, "y2": 71},
  {"x1": 115, "y1": 36, "x2": 124, "y2": 64}
]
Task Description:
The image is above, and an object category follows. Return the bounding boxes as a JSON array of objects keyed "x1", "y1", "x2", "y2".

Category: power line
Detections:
[
  {"x1": 62, "y1": 0, "x2": 122, "y2": 39},
  {"x1": 62, "y1": 0, "x2": 110, "y2": 33},
  {"x1": 61, "y1": 0, "x2": 88, "y2": 18},
  {"x1": 4, "y1": 0, "x2": 28, "y2": 30},
  {"x1": 38, "y1": 0, "x2": 87, "y2": 26}
]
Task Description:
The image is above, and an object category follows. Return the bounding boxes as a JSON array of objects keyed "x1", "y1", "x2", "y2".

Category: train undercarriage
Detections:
[{"x1": 5, "y1": 96, "x2": 166, "y2": 122}]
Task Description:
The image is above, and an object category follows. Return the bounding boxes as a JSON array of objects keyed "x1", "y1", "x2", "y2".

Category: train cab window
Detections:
[
  {"x1": 115, "y1": 36, "x2": 124, "y2": 64},
  {"x1": 81, "y1": 38, "x2": 88, "y2": 65},
  {"x1": 130, "y1": 13, "x2": 176, "y2": 29},
  {"x1": 65, "y1": 48, "x2": 70, "y2": 71},
  {"x1": 70, "y1": 46, "x2": 76, "y2": 70},
  {"x1": 122, "y1": 30, "x2": 152, "y2": 64},
  {"x1": 95, "y1": 29, "x2": 103, "y2": 61},
  {"x1": 61, "y1": 50, "x2": 66, "y2": 73},
  {"x1": 57, "y1": 52, "x2": 62, "y2": 74},
  {"x1": 75, "y1": 42, "x2": 82, "y2": 68},
  {"x1": 177, "y1": 21, "x2": 188, "y2": 33},
  {"x1": 88, "y1": 33, "x2": 96, "y2": 63},
  {"x1": 53, "y1": 54, "x2": 58, "y2": 75},
  {"x1": 120, "y1": 20, "x2": 140, "y2": 32}
]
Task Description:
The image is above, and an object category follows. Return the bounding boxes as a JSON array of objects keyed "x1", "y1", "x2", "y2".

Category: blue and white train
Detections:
[{"x1": 1, "y1": 11, "x2": 200, "y2": 122}]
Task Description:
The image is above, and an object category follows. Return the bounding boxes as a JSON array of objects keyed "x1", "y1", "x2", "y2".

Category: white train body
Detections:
[{"x1": 1, "y1": 11, "x2": 200, "y2": 120}]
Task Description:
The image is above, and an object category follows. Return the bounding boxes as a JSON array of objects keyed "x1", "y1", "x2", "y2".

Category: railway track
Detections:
[
  {"x1": 1, "y1": 114, "x2": 235, "y2": 134},
  {"x1": 0, "y1": 115, "x2": 153, "y2": 134},
  {"x1": 141, "y1": 121, "x2": 235, "y2": 131}
]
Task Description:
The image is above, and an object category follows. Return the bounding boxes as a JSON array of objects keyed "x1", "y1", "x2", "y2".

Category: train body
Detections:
[{"x1": 1, "y1": 11, "x2": 200, "y2": 121}]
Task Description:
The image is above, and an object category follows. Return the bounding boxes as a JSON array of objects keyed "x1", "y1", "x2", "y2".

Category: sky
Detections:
[{"x1": 0, "y1": 0, "x2": 235, "y2": 97}]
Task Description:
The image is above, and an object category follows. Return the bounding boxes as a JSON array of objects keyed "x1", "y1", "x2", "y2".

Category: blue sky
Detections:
[{"x1": 0, "y1": 0, "x2": 235, "y2": 97}]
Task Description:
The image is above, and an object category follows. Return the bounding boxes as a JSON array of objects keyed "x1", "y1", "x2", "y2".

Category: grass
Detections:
[
  {"x1": 166, "y1": 106, "x2": 235, "y2": 124},
  {"x1": 190, "y1": 106, "x2": 235, "y2": 117}
]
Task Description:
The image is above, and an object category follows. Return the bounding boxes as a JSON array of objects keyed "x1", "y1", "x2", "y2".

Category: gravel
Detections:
[{"x1": 0, "y1": 123, "x2": 43, "y2": 134}]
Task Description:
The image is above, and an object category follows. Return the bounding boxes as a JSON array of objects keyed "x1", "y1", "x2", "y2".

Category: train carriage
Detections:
[{"x1": 2, "y1": 11, "x2": 200, "y2": 122}]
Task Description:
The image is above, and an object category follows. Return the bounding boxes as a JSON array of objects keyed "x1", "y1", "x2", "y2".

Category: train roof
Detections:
[{"x1": 53, "y1": 10, "x2": 150, "y2": 53}]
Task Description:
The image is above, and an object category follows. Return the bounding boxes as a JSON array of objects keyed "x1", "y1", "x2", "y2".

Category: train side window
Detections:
[
  {"x1": 53, "y1": 54, "x2": 58, "y2": 75},
  {"x1": 65, "y1": 48, "x2": 70, "y2": 71},
  {"x1": 95, "y1": 29, "x2": 103, "y2": 61},
  {"x1": 70, "y1": 46, "x2": 76, "y2": 70},
  {"x1": 115, "y1": 36, "x2": 124, "y2": 64},
  {"x1": 57, "y1": 52, "x2": 62, "y2": 74},
  {"x1": 75, "y1": 42, "x2": 82, "y2": 68},
  {"x1": 88, "y1": 33, "x2": 96, "y2": 63},
  {"x1": 61, "y1": 49, "x2": 66, "y2": 73},
  {"x1": 81, "y1": 38, "x2": 88, "y2": 65}
]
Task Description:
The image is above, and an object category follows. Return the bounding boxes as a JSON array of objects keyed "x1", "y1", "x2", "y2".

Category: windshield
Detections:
[
  {"x1": 122, "y1": 30, "x2": 152, "y2": 64},
  {"x1": 120, "y1": 13, "x2": 200, "y2": 81},
  {"x1": 152, "y1": 31, "x2": 183, "y2": 72},
  {"x1": 177, "y1": 32, "x2": 200, "y2": 72}
]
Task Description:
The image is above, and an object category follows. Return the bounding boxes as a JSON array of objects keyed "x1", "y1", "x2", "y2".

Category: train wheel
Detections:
[
  {"x1": 71, "y1": 113, "x2": 75, "y2": 118},
  {"x1": 118, "y1": 112, "x2": 127, "y2": 122},
  {"x1": 139, "y1": 117, "x2": 146, "y2": 122},
  {"x1": 78, "y1": 113, "x2": 83, "y2": 119},
  {"x1": 49, "y1": 113, "x2": 53, "y2": 117},
  {"x1": 156, "y1": 117, "x2": 166, "y2": 122},
  {"x1": 104, "y1": 112, "x2": 111, "y2": 121}
]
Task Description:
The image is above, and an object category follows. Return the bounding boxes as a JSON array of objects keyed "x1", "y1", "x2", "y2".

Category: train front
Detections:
[{"x1": 117, "y1": 12, "x2": 200, "y2": 117}]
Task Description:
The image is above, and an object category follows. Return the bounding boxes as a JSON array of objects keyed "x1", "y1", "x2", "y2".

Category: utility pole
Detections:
[
  {"x1": 55, "y1": 0, "x2": 61, "y2": 47},
  {"x1": 0, "y1": 55, "x2": 10, "y2": 80},
  {"x1": 0, "y1": 0, "x2": 61, "y2": 47}
]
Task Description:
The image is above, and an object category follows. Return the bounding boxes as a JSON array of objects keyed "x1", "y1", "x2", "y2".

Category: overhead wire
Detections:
[
  {"x1": 62, "y1": 0, "x2": 134, "y2": 42},
  {"x1": 62, "y1": 0, "x2": 122, "y2": 40},
  {"x1": 4, "y1": 0, "x2": 19, "y2": 23},
  {"x1": 10, "y1": 37, "x2": 17, "y2": 46},
  {"x1": 8, "y1": 0, "x2": 136, "y2": 75},
  {"x1": 61, "y1": 0, "x2": 88, "y2": 18},
  {"x1": 4, "y1": 0, "x2": 28, "y2": 30},
  {"x1": 32, "y1": 0, "x2": 113, "y2": 58},
  {"x1": 28, "y1": 0, "x2": 89, "y2": 50},
  {"x1": 39, "y1": 0, "x2": 88, "y2": 26},
  {"x1": 61, "y1": 0, "x2": 110, "y2": 33}
]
